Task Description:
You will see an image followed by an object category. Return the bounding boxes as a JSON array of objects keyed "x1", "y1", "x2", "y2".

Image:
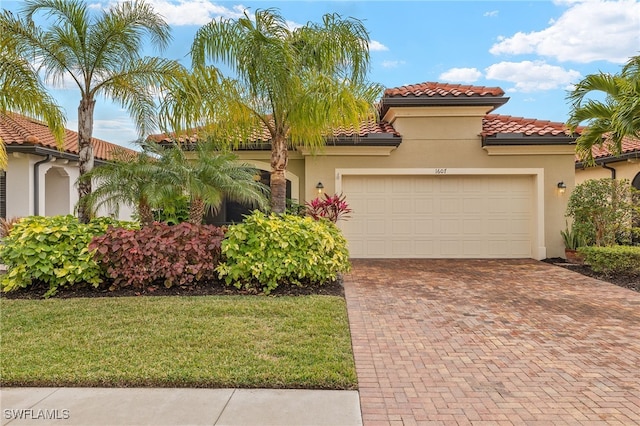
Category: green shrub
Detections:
[
  {"x1": 577, "y1": 245, "x2": 640, "y2": 275},
  {"x1": 0, "y1": 215, "x2": 137, "y2": 297},
  {"x1": 217, "y1": 211, "x2": 351, "y2": 294},
  {"x1": 90, "y1": 222, "x2": 225, "y2": 289},
  {"x1": 566, "y1": 178, "x2": 637, "y2": 246}
]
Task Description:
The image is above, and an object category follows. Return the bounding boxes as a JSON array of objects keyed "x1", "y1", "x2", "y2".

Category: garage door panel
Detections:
[
  {"x1": 463, "y1": 198, "x2": 484, "y2": 213},
  {"x1": 463, "y1": 219, "x2": 482, "y2": 234},
  {"x1": 415, "y1": 199, "x2": 434, "y2": 213},
  {"x1": 440, "y1": 198, "x2": 461, "y2": 213},
  {"x1": 342, "y1": 174, "x2": 534, "y2": 259},
  {"x1": 392, "y1": 199, "x2": 412, "y2": 214}
]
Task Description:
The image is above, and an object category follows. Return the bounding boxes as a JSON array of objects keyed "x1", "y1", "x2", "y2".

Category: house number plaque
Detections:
[{"x1": 435, "y1": 168, "x2": 447, "y2": 174}]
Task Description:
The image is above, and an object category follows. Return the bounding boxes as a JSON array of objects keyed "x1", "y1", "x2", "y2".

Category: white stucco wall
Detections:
[{"x1": 6, "y1": 153, "x2": 135, "y2": 221}]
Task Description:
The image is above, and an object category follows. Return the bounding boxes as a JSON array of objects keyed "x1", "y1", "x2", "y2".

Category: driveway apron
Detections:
[{"x1": 343, "y1": 259, "x2": 640, "y2": 425}]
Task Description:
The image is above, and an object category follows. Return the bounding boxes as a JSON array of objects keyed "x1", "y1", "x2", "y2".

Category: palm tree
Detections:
[
  {"x1": 78, "y1": 146, "x2": 161, "y2": 227},
  {"x1": 165, "y1": 8, "x2": 381, "y2": 213},
  {"x1": 567, "y1": 55, "x2": 640, "y2": 165},
  {"x1": 0, "y1": 23, "x2": 66, "y2": 170},
  {"x1": 157, "y1": 140, "x2": 269, "y2": 225},
  {"x1": 1, "y1": 0, "x2": 184, "y2": 222}
]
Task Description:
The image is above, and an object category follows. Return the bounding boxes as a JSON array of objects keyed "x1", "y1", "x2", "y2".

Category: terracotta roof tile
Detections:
[
  {"x1": 147, "y1": 117, "x2": 400, "y2": 143},
  {"x1": 578, "y1": 135, "x2": 640, "y2": 162},
  {"x1": 1, "y1": 112, "x2": 134, "y2": 161},
  {"x1": 385, "y1": 82, "x2": 504, "y2": 98},
  {"x1": 482, "y1": 114, "x2": 572, "y2": 137}
]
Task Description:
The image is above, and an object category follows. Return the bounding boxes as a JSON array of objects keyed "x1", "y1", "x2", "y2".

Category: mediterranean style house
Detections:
[
  {"x1": 0, "y1": 112, "x2": 134, "y2": 221},
  {"x1": 151, "y1": 82, "x2": 581, "y2": 260}
]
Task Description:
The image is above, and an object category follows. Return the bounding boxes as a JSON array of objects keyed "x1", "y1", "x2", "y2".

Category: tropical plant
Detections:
[
  {"x1": 90, "y1": 222, "x2": 225, "y2": 290},
  {"x1": 306, "y1": 193, "x2": 352, "y2": 223},
  {"x1": 155, "y1": 141, "x2": 269, "y2": 225},
  {"x1": 161, "y1": 8, "x2": 382, "y2": 213},
  {"x1": 78, "y1": 145, "x2": 161, "y2": 227},
  {"x1": 0, "y1": 0, "x2": 184, "y2": 222},
  {"x1": 560, "y1": 225, "x2": 587, "y2": 251},
  {"x1": 567, "y1": 55, "x2": 640, "y2": 165},
  {"x1": 566, "y1": 178, "x2": 636, "y2": 246},
  {"x1": 0, "y1": 215, "x2": 136, "y2": 297},
  {"x1": 0, "y1": 21, "x2": 66, "y2": 170},
  {"x1": 217, "y1": 211, "x2": 351, "y2": 294}
]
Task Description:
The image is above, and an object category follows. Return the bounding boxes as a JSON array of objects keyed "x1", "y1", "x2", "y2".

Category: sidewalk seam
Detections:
[{"x1": 212, "y1": 388, "x2": 235, "y2": 425}]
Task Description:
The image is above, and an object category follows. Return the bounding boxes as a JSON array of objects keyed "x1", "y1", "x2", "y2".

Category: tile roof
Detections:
[
  {"x1": 482, "y1": 114, "x2": 572, "y2": 137},
  {"x1": 579, "y1": 135, "x2": 640, "y2": 162},
  {"x1": 147, "y1": 117, "x2": 400, "y2": 143},
  {"x1": 384, "y1": 82, "x2": 505, "y2": 98},
  {"x1": 1, "y1": 112, "x2": 133, "y2": 161}
]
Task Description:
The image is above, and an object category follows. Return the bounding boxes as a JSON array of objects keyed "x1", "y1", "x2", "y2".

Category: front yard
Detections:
[{"x1": 0, "y1": 295, "x2": 357, "y2": 389}]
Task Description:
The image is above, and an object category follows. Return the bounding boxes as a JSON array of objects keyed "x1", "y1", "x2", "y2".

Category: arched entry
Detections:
[{"x1": 44, "y1": 167, "x2": 70, "y2": 216}]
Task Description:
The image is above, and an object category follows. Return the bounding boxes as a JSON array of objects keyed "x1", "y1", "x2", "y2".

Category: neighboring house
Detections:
[
  {"x1": 151, "y1": 82, "x2": 578, "y2": 260},
  {"x1": 0, "y1": 112, "x2": 135, "y2": 221},
  {"x1": 575, "y1": 136, "x2": 640, "y2": 189}
]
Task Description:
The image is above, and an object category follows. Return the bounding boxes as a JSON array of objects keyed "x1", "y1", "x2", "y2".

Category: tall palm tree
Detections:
[
  {"x1": 166, "y1": 8, "x2": 382, "y2": 213},
  {"x1": 0, "y1": 25, "x2": 66, "y2": 170},
  {"x1": 567, "y1": 55, "x2": 640, "y2": 165},
  {"x1": 157, "y1": 141, "x2": 269, "y2": 225},
  {"x1": 1, "y1": 0, "x2": 184, "y2": 222}
]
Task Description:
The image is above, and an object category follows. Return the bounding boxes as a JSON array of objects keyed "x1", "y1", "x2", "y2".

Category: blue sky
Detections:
[{"x1": 3, "y1": 0, "x2": 639, "y2": 149}]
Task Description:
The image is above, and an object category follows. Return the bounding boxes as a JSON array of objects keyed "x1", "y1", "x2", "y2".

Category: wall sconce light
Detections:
[
  {"x1": 315, "y1": 182, "x2": 324, "y2": 195},
  {"x1": 557, "y1": 181, "x2": 567, "y2": 194}
]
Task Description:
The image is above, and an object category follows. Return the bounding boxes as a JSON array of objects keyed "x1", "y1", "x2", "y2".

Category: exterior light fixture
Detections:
[
  {"x1": 316, "y1": 182, "x2": 324, "y2": 195},
  {"x1": 557, "y1": 181, "x2": 567, "y2": 194}
]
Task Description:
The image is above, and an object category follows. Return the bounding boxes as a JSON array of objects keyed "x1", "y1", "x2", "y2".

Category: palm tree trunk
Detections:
[
  {"x1": 189, "y1": 197, "x2": 205, "y2": 225},
  {"x1": 138, "y1": 197, "x2": 154, "y2": 227},
  {"x1": 77, "y1": 97, "x2": 96, "y2": 224},
  {"x1": 270, "y1": 135, "x2": 288, "y2": 214}
]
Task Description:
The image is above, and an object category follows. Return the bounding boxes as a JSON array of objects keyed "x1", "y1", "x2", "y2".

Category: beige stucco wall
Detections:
[
  {"x1": 575, "y1": 160, "x2": 640, "y2": 185},
  {"x1": 301, "y1": 106, "x2": 575, "y2": 259}
]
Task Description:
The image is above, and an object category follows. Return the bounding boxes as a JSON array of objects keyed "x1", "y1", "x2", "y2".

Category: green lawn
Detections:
[{"x1": 0, "y1": 295, "x2": 356, "y2": 389}]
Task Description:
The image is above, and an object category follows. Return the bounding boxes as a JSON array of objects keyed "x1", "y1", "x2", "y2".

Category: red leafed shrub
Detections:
[
  {"x1": 89, "y1": 222, "x2": 225, "y2": 289},
  {"x1": 305, "y1": 193, "x2": 352, "y2": 223}
]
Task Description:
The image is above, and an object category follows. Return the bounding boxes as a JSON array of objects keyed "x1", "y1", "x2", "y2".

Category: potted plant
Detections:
[{"x1": 560, "y1": 225, "x2": 586, "y2": 264}]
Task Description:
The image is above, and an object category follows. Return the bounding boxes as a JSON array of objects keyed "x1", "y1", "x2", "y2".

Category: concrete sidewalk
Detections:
[{"x1": 1, "y1": 388, "x2": 362, "y2": 426}]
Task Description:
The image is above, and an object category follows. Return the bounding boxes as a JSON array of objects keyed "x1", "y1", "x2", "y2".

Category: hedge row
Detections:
[{"x1": 1, "y1": 212, "x2": 351, "y2": 297}]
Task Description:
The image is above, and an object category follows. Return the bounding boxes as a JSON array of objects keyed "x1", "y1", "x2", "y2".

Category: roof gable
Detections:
[{"x1": 380, "y1": 82, "x2": 509, "y2": 116}]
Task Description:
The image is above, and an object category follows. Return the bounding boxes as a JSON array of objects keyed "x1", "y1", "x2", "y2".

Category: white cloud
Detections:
[
  {"x1": 381, "y1": 60, "x2": 405, "y2": 69},
  {"x1": 439, "y1": 67, "x2": 482, "y2": 83},
  {"x1": 90, "y1": 1, "x2": 247, "y2": 26},
  {"x1": 369, "y1": 40, "x2": 388, "y2": 52},
  {"x1": 490, "y1": 0, "x2": 640, "y2": 63},
  {"x1": 485, "y1": 61, "x2": 581, "y2": 92},
  {"x1": 484, "y1": 10, "x2": 499, "y2": 17}
]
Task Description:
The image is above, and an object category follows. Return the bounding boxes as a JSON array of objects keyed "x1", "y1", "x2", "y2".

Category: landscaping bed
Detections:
[{"x1": 543, "y1": 258, "x2": 640, "y2": 293}]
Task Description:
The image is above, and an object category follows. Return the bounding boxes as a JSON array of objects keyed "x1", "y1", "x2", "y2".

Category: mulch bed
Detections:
[
  {"x1": 4, "y1": 260, "x2": 639, "y2": 299},
  {"x1": 1, "y1": 277, "x2": 346, "y2": 300},
  {"x1": 543, "y1": 258, "x2": 640, "y2": 293}
]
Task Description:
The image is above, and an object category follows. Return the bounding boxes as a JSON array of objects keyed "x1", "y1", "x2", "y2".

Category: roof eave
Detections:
[
  {"x1": 380, "y1": 96, "x2": 510, "y2": 116},
  {"x1": 575, "y1": 150, "x2": 640, "y2": 168},
  {"x1": 482, "y1": 135, "x2": 577, "y2": 146},
  {"x1": 6, "y1": 144, "x2": 108, "y2": 165}
]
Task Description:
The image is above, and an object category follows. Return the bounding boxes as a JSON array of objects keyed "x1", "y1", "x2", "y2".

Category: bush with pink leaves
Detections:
[{"x1": 305, "y1": 193, "x2": 352, "y2": 223}]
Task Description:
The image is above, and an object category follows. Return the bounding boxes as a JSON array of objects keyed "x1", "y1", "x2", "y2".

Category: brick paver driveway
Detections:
[{"x1": 343, "y1": 259, "x2": 640, "y2": 425}]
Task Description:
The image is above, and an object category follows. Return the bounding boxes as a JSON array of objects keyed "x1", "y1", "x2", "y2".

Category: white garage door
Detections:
[{"x1": 341, "y1": 174, "x2": 535, "y2": 258}]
